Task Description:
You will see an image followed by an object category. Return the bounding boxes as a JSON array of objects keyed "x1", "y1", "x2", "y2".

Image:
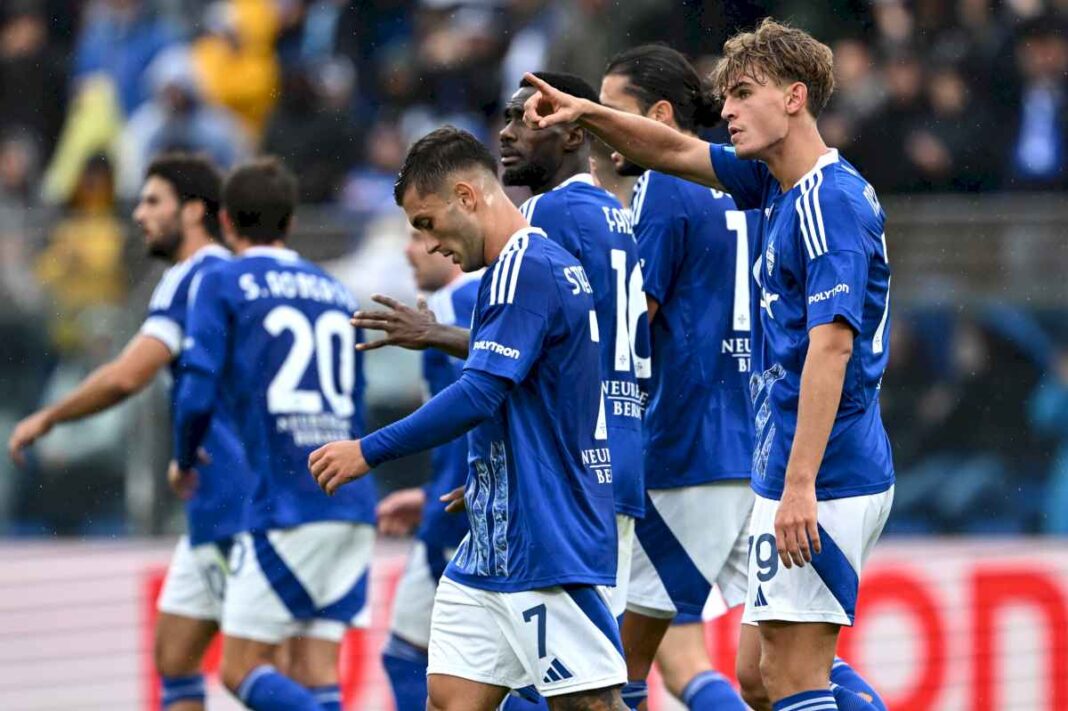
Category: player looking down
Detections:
[{"x1": 310, "y1": 127, "x2": 628, "y2": 711}]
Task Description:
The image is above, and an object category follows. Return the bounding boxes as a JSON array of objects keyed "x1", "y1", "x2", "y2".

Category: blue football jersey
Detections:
[
  {"x1": 519, "y1": 173, "x2": 648, "y2": 518},
  {"x1": 183, "y1": 246, "x2": 376, "y2": 530},
  {"x1": 444, "y1": 227, "x2": 617, "y2": 593},
  {"x1": 709, "y1": 145, "x2": 894, "y2": 500},
  {"x1": 631, "y1": 170, "x2": 755, "y2": 488},
  {"x1": 417, "y1": 273, "x2": 481, "y2": 550},
  {"x1": 141, "y1": 244, "x2": 251, "y2": 545}
]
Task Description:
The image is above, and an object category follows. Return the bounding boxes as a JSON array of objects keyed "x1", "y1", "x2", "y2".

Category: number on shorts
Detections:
[
  {"x1": 749, "y1": 533, "x2": 779, "y2": 582},
  {"x1": 522, "y1": 603, "x2": 547, "y2": 659}
]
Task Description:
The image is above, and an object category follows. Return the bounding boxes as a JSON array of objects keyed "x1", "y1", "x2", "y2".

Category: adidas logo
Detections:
[
  {"x1": 542, "y1": 658, "x2": 574, "y2": 684},
  {"x1": 754, "y1": 585, "x2": 769, "y2": 608}
]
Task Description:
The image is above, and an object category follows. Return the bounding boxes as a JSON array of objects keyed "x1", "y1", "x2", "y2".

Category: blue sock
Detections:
[
  {"x1": 502, "y1": 688, "x2": 549, "y2": 709},
  {"x1": 681, "y1": 670, "x2": 747, "y2": 710},
  {"x1": 161, "y1": 674, "x2": 205, "y2": 709},
  {"x1": 382, "y1": 634, "x2": 429, "y2": 711},
  {"x1": 621, "y1": 680, "x2": 648, "y2": 710},
  {"x1": 773, "y1": 689, "x2": 838, "y2": 711},
  {"x1": 311, "y1": 683, "x2": 342, "y2": 711},
  {"x1": 830, "y1": 683, "x2": 879, "y2": 711},
  {"x1": 831, "y1": 658, "x2": 886, "y2": 711},
  {"x1": 236, "y1": 665, "x2": 321, "y2": 711}
]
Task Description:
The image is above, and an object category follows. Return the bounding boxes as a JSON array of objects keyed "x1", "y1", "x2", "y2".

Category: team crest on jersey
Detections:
[{"x1": 765, "y1": 243, "x2": 776, "y2": 276}]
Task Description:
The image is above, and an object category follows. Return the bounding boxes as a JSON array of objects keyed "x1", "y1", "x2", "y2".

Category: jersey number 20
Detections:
[{"x1": 264, "y1": 306, "x2": 355, "y2": 416}]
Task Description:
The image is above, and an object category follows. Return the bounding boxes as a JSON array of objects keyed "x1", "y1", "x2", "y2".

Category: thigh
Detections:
[
  {"x1": 757, "y1": 621, "x2": 839, "y2": 702},
  {"x1": 285, "y1": 635, "x2": 341, "y2": 688},
  {"x1": 427, "y1": 672, "x2": 510, "y2": 711},
  {"x1": 389, "y1": 541, "x2": 440, "y2": 649},
  {"x1": 619, "y1": 610, "x2": 672, "y2": 681},
  {"x1": 154, "y1": 611, "x2": 218, "y2": 675}
]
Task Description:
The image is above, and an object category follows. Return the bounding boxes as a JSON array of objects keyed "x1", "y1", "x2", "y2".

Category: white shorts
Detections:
[
  {"x1": 428, "y1": 576, "x2": 626, "y2": 697},
  {"x1": 157, "y1": 535, "x2": 232, "y2": 621},
  {"x1": 607, "y1": 514, "x2": 634, "y2": 618},
  {"x1": 628, "y1": 482, "x2": 753, "y2": 619},
  {"x1": 389, "y1": 541, "x2": 455, "y2": 649},
  {"x1": 742, "y1": 487, "x2": 894, "y2": 627},
  {"x1": 222, "y1": 521, "x2": 375, "y2": 643}
]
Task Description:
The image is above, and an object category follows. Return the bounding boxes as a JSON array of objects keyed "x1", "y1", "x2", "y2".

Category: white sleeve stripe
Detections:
[
  {"x1": 631, "y1": 173, "x2": 650, "y2": 224},
  {"x1": 505, "y1": 235, "x2": 527, "y2": 303},
  {"x1": 495, "y1": 246, "x2": 517, "y2": 305},
  {"x1": 798, "y1": 174, "x2": 825, "y2": 260},
  {"x1": 796, "y1": 198, "x2": 816, "y2": 260},
  {"x1": 811, "y1": 170, "x2": 828, "y2": 253},
  {"x1": 140, "y1": 316, "x2": 183, "y2": 356}
]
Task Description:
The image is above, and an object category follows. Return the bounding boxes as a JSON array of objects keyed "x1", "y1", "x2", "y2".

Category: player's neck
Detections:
[
  {"x1": 174, "y1": 229, "x2": 215, "y2": 264},
  {"x1": 762, "y1": 122, "x2": 830, "y2": 193},
  {"x1": 534, "y1": 154, "x2": 589, "y2": 195},
  {"x1": 483, "y1": 204, "x2": 530, "y2": 265},
  {"x1": 232, "y1": 237, "x2": 286, "y2": 255}
]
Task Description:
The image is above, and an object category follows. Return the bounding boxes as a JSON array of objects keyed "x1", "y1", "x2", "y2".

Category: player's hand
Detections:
[
  {"x1": 351, "y1": 295, "x2": 438, "y2": 352},
  {"x1": 441, "y1": 485, "x2": 466, "y2": 514},
  {"x1": 376, "y1": 487, "x2": 426, "y2": 536},
  {"x1": 774, "y1": 484, "x2": 821, "y2": 569},
  {"x1": 7, "y1": 410, "x2": 53, "y2": 466},
  {"x1": 167, "y1": 460, "x2": 199, "y2": 500},
  {"x1": 309, "y1": 439, "x2": 371, "y2": 495},
  {"x1": 521, "y1": 72, "x2": 588, "y2": 129}
]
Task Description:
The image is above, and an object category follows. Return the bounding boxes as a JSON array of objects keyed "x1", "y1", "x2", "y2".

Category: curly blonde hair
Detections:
[{"x1": 710, "y1": 18, "x2": 835, "y2": 118}]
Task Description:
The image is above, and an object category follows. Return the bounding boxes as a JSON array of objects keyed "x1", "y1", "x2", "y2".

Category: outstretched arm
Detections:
[
  {"x1": 351, "y1": 295, "x2": 470, "y2": 360},
  {"x1": 309, "y1": 369, "x2": 510, "y2": 494},
  {"x1": 7, "y1": 335, "x2": 172, "y2": 465},
  {"x1": 522, "y1": 72, "x2": 724, "y2": 190}
]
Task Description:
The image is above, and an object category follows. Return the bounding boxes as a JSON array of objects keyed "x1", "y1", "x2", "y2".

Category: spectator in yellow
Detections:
[
  {"x1": 35, "y1": 155, "x2": 127, "y2": 354},
  {"x1": 191, "y1": 0, "x2": 280, "y2": 139}
]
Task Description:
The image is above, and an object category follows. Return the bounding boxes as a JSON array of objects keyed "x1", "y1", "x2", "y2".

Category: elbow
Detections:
[{"x1": 106, "y1": 368, "x2": 148, "y2": 398}]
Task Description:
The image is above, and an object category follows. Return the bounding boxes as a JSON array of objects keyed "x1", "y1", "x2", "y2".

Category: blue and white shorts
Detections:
[
  {"x1": 157, "y1": 535, "x2": 232, "y2": 621},
  {"x1": 628, "y1": 481, "x2": 753, "y2": 619},
  {"x1": 222, "y1": 521, "x2": 374, "y2": 643},
  {"x1": 742, "y1": 487, "x2": 894, "y2": 626},
  {"x1": 428, "y1": 577, "x2": 626, "y2": 697}
]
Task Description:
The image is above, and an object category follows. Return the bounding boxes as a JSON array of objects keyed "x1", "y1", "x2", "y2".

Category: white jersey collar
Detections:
[
  {"x1": 553, "y1": 172, "x2": 596, "y2": 190},
  {"x1": 795, "y1": 149, "x2": 840, "y2": 188},
  {"x1": 242, "y1": 245, "x2": 300, "y2": 262}
]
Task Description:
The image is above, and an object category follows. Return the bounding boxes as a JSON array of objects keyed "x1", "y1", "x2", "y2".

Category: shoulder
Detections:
[
  {"x1": 484, "y1": 231, "x2": 571, "y2": 308},
  {"x1": 798, "y1": 161, "x2": 884, "y2": 256}
]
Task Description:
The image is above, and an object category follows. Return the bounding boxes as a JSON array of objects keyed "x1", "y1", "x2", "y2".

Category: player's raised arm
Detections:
[
  {"x1": 522, "y1": 72, "x2": 724, "y2": 190},
  {"x1": 351, "y1": 294, "x2": 470, "y2": 360}
]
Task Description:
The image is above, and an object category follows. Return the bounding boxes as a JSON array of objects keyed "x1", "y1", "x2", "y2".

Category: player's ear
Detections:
[
  {"x1": 784, "y1": 81, "x2": 807, "y2": 116},
  {"x1": 454, "y1": 180, "x2": 477, "y2": 211},
  {"x1": 181, "y1": 198, "x2": 205, "y2": 228},
  {"x1": 563, "y1": 124, "x2": 585, "y2": 153},
  {"x1": 648, "y1": 99, "x2": 675, "y2": 126}
]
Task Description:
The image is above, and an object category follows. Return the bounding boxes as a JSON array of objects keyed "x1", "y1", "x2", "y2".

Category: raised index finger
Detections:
[{"x1": 370, "y1": 294, "x2": 407, "y2": 312}]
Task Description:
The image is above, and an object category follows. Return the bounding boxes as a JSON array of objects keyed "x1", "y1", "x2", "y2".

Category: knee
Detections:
[{"x1": 219, "y1": 643, "x2": 269, "y2": 694}]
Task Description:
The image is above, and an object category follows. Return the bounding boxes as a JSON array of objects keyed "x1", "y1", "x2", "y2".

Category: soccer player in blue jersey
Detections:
[
  {"x1": 310, "y1": 127, "x2": 627, "y2": 711},
  {"x1": 375, "y1": 228, "x2": 481, "y2": 711},
  {"x1": 173, "y1": 158, "x2": 375, "y2": 711},
  {"x1": 596, "y1": 46, "x2": 755, "y2": 711},
  {"x1": 7, "y1": 154, "x2": 250, "y2": 711},
  {"x1": 500, "y1": 71, "x2": 649, "y2": 624},
  {"x1": 522, "y1": 19, "x2": 894, "y2": 711}
]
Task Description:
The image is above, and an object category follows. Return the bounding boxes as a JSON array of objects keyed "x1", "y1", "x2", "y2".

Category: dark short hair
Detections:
[
  {"x1": 520, "y1": 71, "x2": 600, "y2": 104},
  {"x1": 145, "y1": 153, "x2": 223, "y2": 240},
  {"x1": 222, "y1": 157, "x2": 299, "y2": 244},
  {"x1": 605, "y1": 44, "x2": 722, "y2": 131},
  {"x1": 393, "y1": 126, "x2": 498, "y2": 206}
]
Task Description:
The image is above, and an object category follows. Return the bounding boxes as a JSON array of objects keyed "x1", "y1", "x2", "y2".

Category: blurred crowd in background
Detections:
[{"x1": 1, "y1": 0, "x2": 1067, "y2": 539}]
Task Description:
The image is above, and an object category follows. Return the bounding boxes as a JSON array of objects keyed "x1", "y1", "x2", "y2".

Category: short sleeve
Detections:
[
  {"x1": 708, "y1": 143, "x2": 768, "y2": 210},
  {"x1": 182, "y1": 267, "x2": 232, "y2": 378},
  {"x1": 632, "y1": 172, "x2": 685, "y2": 304},
  {"x1": 141, "y1": 268, "x2": 188, "y2": 356},
  {"x1": 802, "y1": 189, "x2": 869, "y2": 332},
  {"x1": 464, "y1": 246, "x2": 553, "y2": 384}
]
